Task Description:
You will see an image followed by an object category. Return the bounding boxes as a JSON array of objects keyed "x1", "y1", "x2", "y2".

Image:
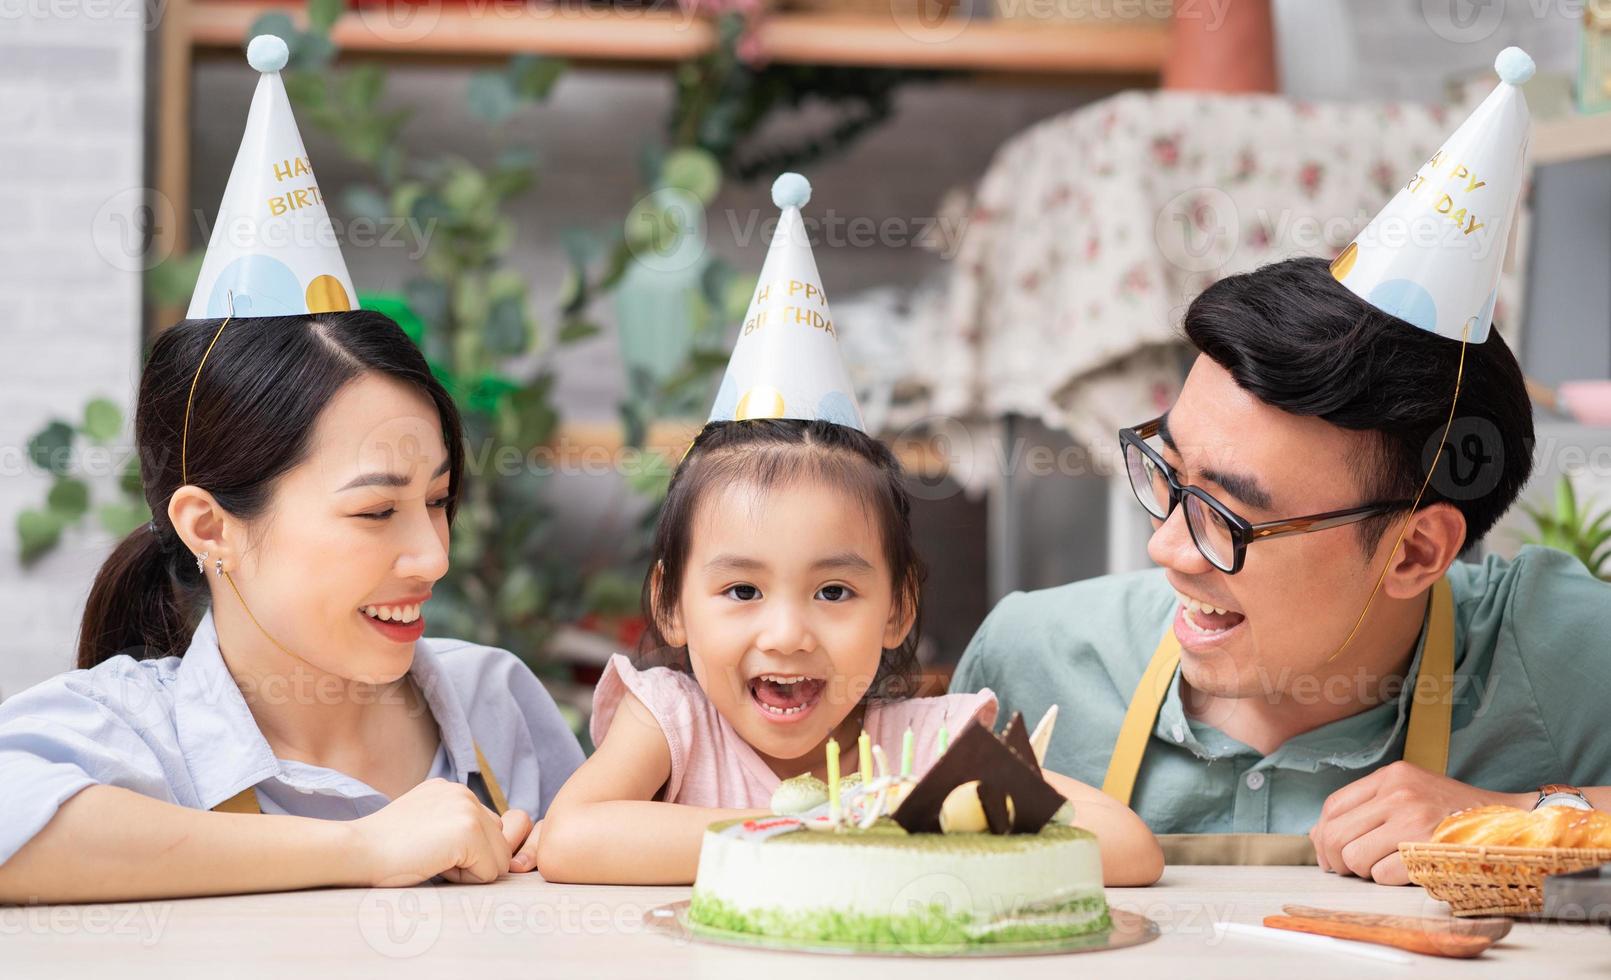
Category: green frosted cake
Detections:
[
  {"x1": 687, "y1": 710, "x2": 1109, "y2": 950},
  {"x1": 688, "y1": 818, "x2": 1109, "y2": 947}
]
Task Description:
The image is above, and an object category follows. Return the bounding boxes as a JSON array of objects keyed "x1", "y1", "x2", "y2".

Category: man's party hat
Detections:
[
  {"x1": 186, "y1": 35, "x2": 357, "y2": 319},
  {"x1": 708, "y1": 173, "x2": 865, "y2": 432},
  {"x1": 1330, "y1": 47, "x2": 1533, "y2": 343}
]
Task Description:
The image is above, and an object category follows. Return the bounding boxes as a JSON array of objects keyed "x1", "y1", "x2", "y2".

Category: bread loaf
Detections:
[{"x1": 1431, "y1": 804, "x2": 1611, "y2": 849}]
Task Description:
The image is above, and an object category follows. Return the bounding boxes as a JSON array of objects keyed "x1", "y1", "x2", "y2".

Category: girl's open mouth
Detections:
[{"x1": 748, "y1": 673, "x2": 826, "y2": 722}]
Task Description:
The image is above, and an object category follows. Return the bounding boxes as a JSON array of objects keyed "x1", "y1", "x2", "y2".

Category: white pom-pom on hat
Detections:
[
  {"x1": 1495, "y1": 46, "x2": 1534, "y2": 86},
  {"x1": 247, "y1": 35, "x2": 290, "y2": 74},
  {"x1": 771, "y1": 172, "x2": 811, "y2": 210}
]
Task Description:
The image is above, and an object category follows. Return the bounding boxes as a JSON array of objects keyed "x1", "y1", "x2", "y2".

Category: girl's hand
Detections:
[
  {"x1": 350, "y1": 778, "x2": 517, "y2": 886},
  {"x1": 510, "y1": 818, "x2": 541, "y2": 873}
]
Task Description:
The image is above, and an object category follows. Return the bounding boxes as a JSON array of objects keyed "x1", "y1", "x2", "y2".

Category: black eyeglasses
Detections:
[{"x1": 1119, "y1": 417, "x2": 1413, "y2": 574}]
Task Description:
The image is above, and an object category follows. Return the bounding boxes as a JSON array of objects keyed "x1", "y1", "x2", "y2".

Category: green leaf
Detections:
[
  {"x1": 307, "y1": 0, "x2": 344, "y2": 32},
  {"x1": 1556, "y1": 477, "x2": 1577, "y2": 533},
  {"x1": 340, "y1": 63, "x2": 385, "y2": 111},
  {"x1": 659, "y1": 147, "x2": 721, "y2": 205},
  {"x1": 119, "y1": 455, "x2": 143, "y2": 497},
  {"x1": 510, "y1": 378, "x2": 558, "y2": 449},
  {"x1": 342, "y1": 184, "x2": 390, "y2": 224},
  {"x1": 558, "y1": 320, "x2": 601, "y2": 344},
  {"x1": 483, "y1": 296, "x2": 530, "y2": 356},
  {"x1": 96, "y1": 500, "x2": 151, "y2": 538},
  {"x1": 405, "y1": 277, "x2": 450, "y2": 332},
  {"x1": 467, "y1": 374, "x2": 520, "y2": 416},
  {"x1": 496, "y1": 565, "x2": 545, "y2": 622},
  {"x1": 47, "y1": 477, "x2": 90, "y2": 521},
  {"x1": 246, "y1": 13, "x2": 296, "y2": 51},
  {"x1": 291, "y1": 30, "x2": 337, "y2": 70},
  {"x1": 146, "y1": 250, "x2": 205, "y2": 307},
  {"x1": 27, "y1": 421, "x2": 74, "y2": 476},
  {"x1": 283, "y1": 71, "x2": 329, "y2": 112},
  {"x1": 81, "y1": 398, "x2": 123, "y2": 443},
  {"x1": 508, "y1": 55, "x2": 566, "y2": 101},
  {"x1": 16, "y1": 508, "x2": 63, "y2": 565},
  {"x1": 441, "y1": 164, "x2": 489, "y2": 215},
  {"x1": 467, "y1": 70, "x2": 518, "y2": 124}
]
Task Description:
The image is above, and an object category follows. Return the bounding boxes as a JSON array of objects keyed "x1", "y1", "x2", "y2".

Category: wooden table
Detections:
[{"x1": 7, "y1": 867, "x2": 1607, "y2": 977}]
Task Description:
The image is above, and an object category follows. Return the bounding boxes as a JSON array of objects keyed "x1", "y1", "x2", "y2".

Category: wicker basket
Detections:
[{"x1": 1400, "y1": 841, "x2": 1611, "y2": 917}]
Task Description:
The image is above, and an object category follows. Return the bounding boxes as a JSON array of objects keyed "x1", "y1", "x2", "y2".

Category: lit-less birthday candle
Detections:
[
  {"x1": 826, "y1": 738, "x2": 841, "y2": 826},
  {"x1": 936, "y1": 724, "x2": 950, "y2": 756},
  {"x1": 858, "y1": 731, "x2": 872, "y2": 781},
  {"x1": 900, "y1": 727, "x2": 914, "y2": 778}
]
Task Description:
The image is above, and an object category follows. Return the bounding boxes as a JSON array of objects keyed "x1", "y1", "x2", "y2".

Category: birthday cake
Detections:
[{"x1": 688, "y1": 712, "x2": 1111, "y2": 948}]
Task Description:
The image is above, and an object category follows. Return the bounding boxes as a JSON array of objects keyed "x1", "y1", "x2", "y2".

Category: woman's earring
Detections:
[
  {"x1": 195, "y1": 551, "x2": 208, "y2": 575},
  {"x1": 215, "y1": 559, "x2": 224, "y2": 577}
]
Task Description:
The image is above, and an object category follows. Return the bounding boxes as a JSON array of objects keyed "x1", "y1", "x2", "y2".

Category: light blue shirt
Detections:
[{"x1": 0, "y1": 612, "x2": 584, "y2": 864}]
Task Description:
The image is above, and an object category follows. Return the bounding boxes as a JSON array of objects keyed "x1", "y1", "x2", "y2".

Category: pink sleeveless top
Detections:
[{"x1": 589, "y1": 654, "x2": 999, "y2": 809}]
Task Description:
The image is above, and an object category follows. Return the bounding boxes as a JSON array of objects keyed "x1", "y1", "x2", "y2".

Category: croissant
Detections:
[{"x1": 1431, "y1": 804, "x2": 1611, "y2": 849}]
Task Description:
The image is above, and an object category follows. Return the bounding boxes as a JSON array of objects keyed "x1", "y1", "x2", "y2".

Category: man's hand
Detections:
[{"x1": 1308, "y1": 761, "x2": 1529, "y2": 884}]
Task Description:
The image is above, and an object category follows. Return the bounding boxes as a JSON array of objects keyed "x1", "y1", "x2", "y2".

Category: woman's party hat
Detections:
[
  {"x1": 185, "y1": 35, "x2": 357, "y2": 319},
  {"x1": 708, "y1": 173, "x2": 866, "y2": 432},
  {"x1": 1330, "y1": 47, "x2": 1533, "y2": 343}
]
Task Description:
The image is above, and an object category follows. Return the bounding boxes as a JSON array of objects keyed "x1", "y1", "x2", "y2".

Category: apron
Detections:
[
  {"x1": 211, "y1": 742, "x2": 510, "y2": 816},
  {"x1": 1100, "y1": 578, "x2": 1456, "y2": 866}
]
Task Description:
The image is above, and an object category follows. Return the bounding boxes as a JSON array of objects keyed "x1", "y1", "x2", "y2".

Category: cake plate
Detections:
[{"x1": 644, "y1": 901, "x2": 1160, "y2": 958}]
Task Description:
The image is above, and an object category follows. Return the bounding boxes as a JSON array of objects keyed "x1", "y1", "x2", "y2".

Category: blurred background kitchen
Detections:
[{"x1": 4, "y1": 0, "x2": 1609, "y2": 737}]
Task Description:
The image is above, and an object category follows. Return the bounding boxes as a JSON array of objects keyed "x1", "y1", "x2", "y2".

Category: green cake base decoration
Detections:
[
  {"x1": 688, "y1": 892, "x2": 1110, "y2": 947},
  {"x1": 646, "y1": 900, "x2": 1158, "y2": 959}
]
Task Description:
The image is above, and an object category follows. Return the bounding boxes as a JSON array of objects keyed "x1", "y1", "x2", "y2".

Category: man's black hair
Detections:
[{"x1": 1182, "y1": 256, "x2": 1534, "y2": 551}]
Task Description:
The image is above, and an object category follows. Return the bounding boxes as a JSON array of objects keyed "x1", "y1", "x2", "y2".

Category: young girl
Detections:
[
  {"x1": 0, "y1": 311, "x2": 584, "y2": 903},
  {"x1": 538, "y1": 419, "x2": 1164, "y2": 885}
]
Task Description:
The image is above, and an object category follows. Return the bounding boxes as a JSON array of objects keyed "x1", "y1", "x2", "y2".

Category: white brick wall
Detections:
[{"x1": 0, "y1": 6, "x2": 145, "y2": 697}]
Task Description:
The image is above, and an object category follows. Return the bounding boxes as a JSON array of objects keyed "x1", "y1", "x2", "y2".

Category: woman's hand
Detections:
[{"x1": 350, "y1": 778, "x2": 522, "y2": 886}]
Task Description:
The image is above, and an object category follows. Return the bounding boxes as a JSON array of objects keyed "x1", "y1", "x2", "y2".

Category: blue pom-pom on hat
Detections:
[
  {"x1": 247, "y1": 35, "x2": 290, "y2": 74},
  {"x1": 1495, "y1": 46, "x2": 1534, "y2": 86},
  {"x1": 772, "y1": 173, "x2": 811, "y2": 210}
]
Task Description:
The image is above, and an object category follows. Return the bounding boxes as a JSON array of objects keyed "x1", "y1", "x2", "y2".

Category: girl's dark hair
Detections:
[
  {"x1": 77, "y1": 310, "x2": 465, "y2": 669},
  {"x1": 1182, "y1": 256, "x2": 1534, "y2": 552},
  {"x1": 640, "y1": 418, "x2": 924, "y2": 699}
]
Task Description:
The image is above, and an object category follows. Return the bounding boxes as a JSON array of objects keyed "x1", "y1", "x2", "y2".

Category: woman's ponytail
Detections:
[{"x1": 76, "y1": 524, "x2": 200, "y2": 669}]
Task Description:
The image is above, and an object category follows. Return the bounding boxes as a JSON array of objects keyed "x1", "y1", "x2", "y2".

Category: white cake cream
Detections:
[{"x1": 687, "y1": 711, "x2": 1111, "y2": 948}]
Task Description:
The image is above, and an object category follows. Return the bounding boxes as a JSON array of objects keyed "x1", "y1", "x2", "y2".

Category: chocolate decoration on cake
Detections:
[
  {"x1": 1000, "y1": 713, "x2": 1038, "y2": 768},
  {"x1": 891, "y1": 714, "x2": 1067, "y2": 835}
]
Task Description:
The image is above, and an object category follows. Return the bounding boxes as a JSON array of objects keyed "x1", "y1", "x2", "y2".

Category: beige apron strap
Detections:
[
  {"x1": 208, "y1": 742, "x2": 508, "y2": 816},
  {"x1": 1401, "y1": 577, "x2": 1455, "y2": 775},
  {"x1": 473, "y1": 741, "x2": 509, "y2": 816},
  {"x1": 212, "y1": 787, "x2": 261, "y2": 814},
  {"x1": 1100, "y1": 628, "x2": 1181, "y2": 806},
  {"x1": 1098, "y1": 579, "x2": 1456, "y2": 864}
]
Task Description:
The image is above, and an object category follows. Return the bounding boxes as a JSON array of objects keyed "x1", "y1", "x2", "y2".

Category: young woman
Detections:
[{"x1": 0, "y1": 311, "x2": 583, "y2": 903}]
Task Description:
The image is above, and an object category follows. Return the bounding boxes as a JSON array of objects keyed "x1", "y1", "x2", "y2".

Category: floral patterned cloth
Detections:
[{"x1": 928, "y1": 89, "x2": 1524, "y2": 468}]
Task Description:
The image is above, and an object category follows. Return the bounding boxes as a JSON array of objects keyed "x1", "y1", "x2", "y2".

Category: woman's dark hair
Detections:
[
  {"x1": 77, "y1": 310, "x2": 465, "y2": 669},
  {"x1": 1182, "y1": 256, "x2": 1534, "y2": 552},
  {"x1": 640, "y1": 418, "x2": 924, "y2": 699}
]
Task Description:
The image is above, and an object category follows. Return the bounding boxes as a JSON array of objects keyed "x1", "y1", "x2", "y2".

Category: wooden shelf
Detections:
[
  {"x1": 187, "y1": 1, "x2": 1170, "y2": 77},
  {"x1": 1532, "y1": 112, "x2": 1611, "y2": 166}
]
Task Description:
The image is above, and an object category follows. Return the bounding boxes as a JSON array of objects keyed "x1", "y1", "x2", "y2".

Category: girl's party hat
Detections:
[
  {"x1": 186, "y1": 35, "x2": 357, "y2": 319},
  {"x1": 708, "y1": 173, "x2": 866, "y2": 432},
  {"x1": 1330, "y1": 47, "x2": 1533, "y2": 343}
]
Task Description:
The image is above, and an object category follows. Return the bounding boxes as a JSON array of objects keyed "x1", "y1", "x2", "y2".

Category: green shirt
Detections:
[{"x1": 950, "y1": 546, "x2": 1611, "y2": 835}]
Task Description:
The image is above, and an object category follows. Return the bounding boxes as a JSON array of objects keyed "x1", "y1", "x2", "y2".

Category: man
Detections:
[{"x1": 952, "y1": 255, "x2": 1611, "y2": 884}]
